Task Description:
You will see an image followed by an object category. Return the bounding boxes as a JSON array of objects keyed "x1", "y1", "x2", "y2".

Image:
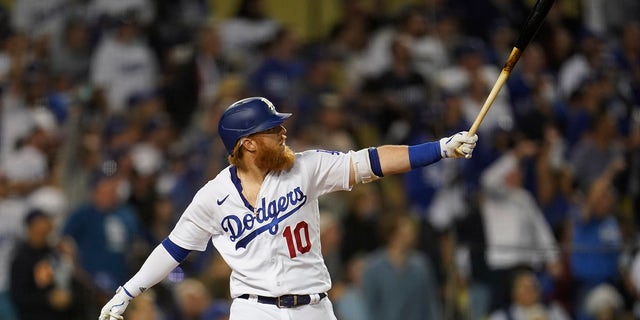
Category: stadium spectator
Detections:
[
  {"x1": 294, "y1": 48, "x2": 341, "y2": 133},
  {"x1": 331, "y1": 254, "x2": 372, "y2": 320},
  {"x1": 488, "y1": 269, "x2": 570, "y2": 320},
  {"x1": 164, "y1": 21, "x2": 235, "y2": 134},
  {"x1": 248, "y1": 26, "x2": 304, "y2": 108},
  {"x1": 0, "y1": 176, "x2": 30, "y2": 320},
  {"x1": 89, "y1": 10, "x2": 158, "y2": 114},
  {"x1": 49, "y1": 17, "x2": 91, "y2": 83},
  {"x1": 10, "y1": 209, "x2": 74, "y2": 320},
  {"x1": 62, "y1": 172, "x2": 141, "y2": 295},
  {"x1": 479, "y1": 140, "x2": 562, "y2": 313},
  {"x1": 564, "y1": 107, "x2": 625, "y2": 194},
  {"x1": 359, "y1": 35, "x2": 430, "y2": 144},
  {"x1": 569, "y1": 159, "x2": 625, "y2": 319},
  {"x1": 361, "y1": 213, "x2": 442, "y2": 320},
  {"x1": 218, "y1": 0, "x2": 280, "y2": 70},
  {"x1": 557, "y1": 29, "x2": 609, "y2": 100},
  {"x1": 340, "y1": 184, "x2": 383, "y2": 265},
  {"x1": 1, "y1": 107, "x2": 59, "y2": 197}
]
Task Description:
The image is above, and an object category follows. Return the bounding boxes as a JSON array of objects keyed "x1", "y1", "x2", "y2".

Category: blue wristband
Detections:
[
  {"x1": 408, "y1": 141, "x2": 441, "y2": 169},
  {"x1": 367, "y1": 148, "x2": 384, "y2": 177},
  {"x1": 161, "y1": 238, "x2": 190, "y2": 263}
]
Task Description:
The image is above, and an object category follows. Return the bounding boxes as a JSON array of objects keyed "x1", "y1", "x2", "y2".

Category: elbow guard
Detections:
[{"x1": 349, "y1": 148, "x2": 383, "y2": 184}]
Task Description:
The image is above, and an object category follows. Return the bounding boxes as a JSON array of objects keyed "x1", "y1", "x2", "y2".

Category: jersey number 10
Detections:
[{"x1": 283, "y1": 221, "x2": 311, "y2": 258}]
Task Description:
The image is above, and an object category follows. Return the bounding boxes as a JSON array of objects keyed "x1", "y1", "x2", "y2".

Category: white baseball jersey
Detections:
[{"x1": 169, "y1": 149, "x2": 351, "y2": 298}]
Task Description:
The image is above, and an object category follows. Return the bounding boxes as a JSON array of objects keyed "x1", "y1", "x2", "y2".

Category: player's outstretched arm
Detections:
[
  {"x1": 349, "y1": 131, "x2": 478, "y2": 185},
  {"x1": 99, "y1": 238, "x2": 189, "y2": 320}
]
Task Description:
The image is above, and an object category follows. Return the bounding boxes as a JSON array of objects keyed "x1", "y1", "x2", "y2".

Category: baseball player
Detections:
[{"x1": 99, "y1": 97, "x2": 478, "y2": 320}]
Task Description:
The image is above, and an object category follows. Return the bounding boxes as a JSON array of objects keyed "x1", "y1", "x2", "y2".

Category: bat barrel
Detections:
[{"x1": 514, "y1": 0, "x2": 556, "y2": 50}]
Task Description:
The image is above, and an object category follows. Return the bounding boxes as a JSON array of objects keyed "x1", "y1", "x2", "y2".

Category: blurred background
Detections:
[{"x1": 0, "y1": 0, "x2": 639, "y2": 319}]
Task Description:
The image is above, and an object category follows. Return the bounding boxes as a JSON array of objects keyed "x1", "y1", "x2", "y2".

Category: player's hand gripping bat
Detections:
[{"x1": 455, "y1": 0, "x2": 556, "y2": 156}]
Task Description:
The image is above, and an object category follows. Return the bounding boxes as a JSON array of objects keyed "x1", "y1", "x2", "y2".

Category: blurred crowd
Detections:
[{"x1": 0, "y1": 0, "x2": 639, "y2": 319}]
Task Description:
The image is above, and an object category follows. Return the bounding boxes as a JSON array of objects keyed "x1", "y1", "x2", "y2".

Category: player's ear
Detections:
[{"x1": 241, "y1": 138, "x2": 257, "y2": 152}]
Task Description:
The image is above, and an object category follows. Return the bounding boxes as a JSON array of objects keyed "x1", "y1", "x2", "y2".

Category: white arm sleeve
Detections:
[{"x1": 122, "y1": 244, "x2": 180, "y2": 297}]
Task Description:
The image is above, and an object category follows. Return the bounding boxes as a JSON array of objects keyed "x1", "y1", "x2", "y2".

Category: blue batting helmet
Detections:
[{"x1": 218, "y1": 97, "x2": 292, "y2": 154}]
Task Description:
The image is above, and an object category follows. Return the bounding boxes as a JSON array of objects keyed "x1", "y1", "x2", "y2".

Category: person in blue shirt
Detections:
[
  {"x1": 63, "y1": 172, "x2": 140, "y2": 294},
  {"x1": 569, "y1": 160, "x2": 624, "y2": 320},
  {"x1": 248, "y1": 27, "x2": 304, "y2": 108},
  {"x1": 361, "y1": 213, "x2": 441, "y2": 320}
]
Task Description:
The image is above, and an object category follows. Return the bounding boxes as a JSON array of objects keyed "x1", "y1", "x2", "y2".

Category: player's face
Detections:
[{"x1": 252, "y1": 125, "x2": 295, "y2": 171}]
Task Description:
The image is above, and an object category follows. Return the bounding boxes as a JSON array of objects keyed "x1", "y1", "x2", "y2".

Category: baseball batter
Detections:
[{"x1": 99, "y1": 97, "x2": 478, "y2": 320}]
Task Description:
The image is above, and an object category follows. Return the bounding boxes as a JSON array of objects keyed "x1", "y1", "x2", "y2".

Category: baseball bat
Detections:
[{"x1": 456, "y1": 0, "x2": 555, "y2": 156}]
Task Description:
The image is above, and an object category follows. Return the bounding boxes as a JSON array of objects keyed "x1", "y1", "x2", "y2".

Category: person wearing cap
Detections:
[{"x1": 99, "y1": 96, "x2": 478, "y2": 320}]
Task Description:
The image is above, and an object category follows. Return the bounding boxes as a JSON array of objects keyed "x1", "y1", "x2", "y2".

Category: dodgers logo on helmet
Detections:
[{"x1": 217, "y1": 97, "x2": 292, "y2": 154}]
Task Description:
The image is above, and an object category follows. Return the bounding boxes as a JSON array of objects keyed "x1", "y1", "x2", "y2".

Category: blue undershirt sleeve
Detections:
[{"x1": 161, "y1": 237, "x2": 191, "y2": 262}]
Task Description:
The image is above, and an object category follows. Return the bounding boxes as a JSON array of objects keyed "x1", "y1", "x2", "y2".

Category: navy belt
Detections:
[{"x1": 238, "y1": 293, "x2": 327, "y2": 308}]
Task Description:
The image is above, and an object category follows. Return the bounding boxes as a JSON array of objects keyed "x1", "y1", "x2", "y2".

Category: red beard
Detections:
[{"x1": 255, "y1": 139, "x2": 295, "y2": 172}]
